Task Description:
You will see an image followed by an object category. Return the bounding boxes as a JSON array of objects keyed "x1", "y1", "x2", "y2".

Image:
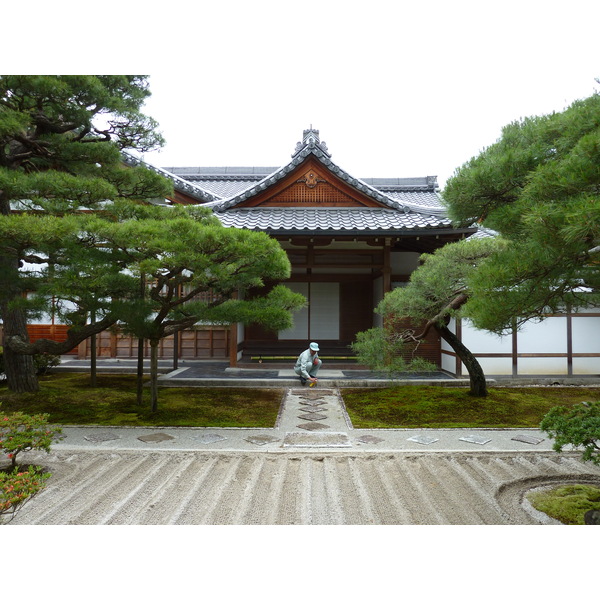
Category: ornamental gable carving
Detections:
[{"x1": 235, "y1": 157, "x2": 385, "y2": 208}]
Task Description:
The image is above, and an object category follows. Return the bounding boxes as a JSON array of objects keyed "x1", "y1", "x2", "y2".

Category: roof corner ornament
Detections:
[{"x1": 291, "y1": 127, "x2": 332, "y2": 158}]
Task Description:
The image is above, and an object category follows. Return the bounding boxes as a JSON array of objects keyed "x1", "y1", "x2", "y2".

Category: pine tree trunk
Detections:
[
  {"x1": 150, "y1": 339, "x2": 159, "y2": 412},
  {"x1": 435, "y1": 323, "x2": 487, "y2": 397},
  {"x1": 90, "y1": 333, "x2": 97, "y2": 387},
  {"x1": 136, "y1": 337, "x2": 145, "y2": 405},
  {"x1": 0, "y1": 302, "x2": 39, "y2": 394},
  {"x1": 0, "y1": 203, "x2": 39, "y2": 393}
]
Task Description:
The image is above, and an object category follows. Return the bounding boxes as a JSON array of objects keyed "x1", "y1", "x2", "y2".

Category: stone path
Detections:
[{"x1": 48, "y1": 387, "x2": 572, "y2": 453}]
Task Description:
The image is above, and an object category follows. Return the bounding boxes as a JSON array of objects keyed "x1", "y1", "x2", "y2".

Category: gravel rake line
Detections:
[{"x1": 9, "y1": 451, "x2": 600, "y2": 525}]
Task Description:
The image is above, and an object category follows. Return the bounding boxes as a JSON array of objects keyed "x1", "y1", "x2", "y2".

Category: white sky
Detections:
[
  {"x1": 5, "y1": 0, "x2": 596, "y2": 580},
  {"x1": 6, "y1": 0, "x2": 600, "y2": 189}
]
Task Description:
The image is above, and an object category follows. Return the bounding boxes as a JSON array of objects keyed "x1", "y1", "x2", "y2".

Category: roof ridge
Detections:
[{"x1": 121, "y1": 152, "x2": 219, "y2": 203}]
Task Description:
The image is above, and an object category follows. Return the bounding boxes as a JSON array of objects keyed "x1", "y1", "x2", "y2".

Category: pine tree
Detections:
[
  {"x1": 443, "y1": 89, "x2": 600, "y2": 334},
  {"x1": 0, "y1": 76, "x2": 171, "y2": 392}
]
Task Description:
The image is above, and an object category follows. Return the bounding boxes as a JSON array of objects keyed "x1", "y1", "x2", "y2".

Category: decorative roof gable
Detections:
[
  {"x1": 207, "y1": 128, "x2": 417, "y2": 213},
  {"x1": 231, "y1": 156, "x2": 385, "y2": 209}
]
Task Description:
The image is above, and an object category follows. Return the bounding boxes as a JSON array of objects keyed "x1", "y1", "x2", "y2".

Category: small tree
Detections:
[
  {"x1": 351, "y1": 327, "x2": 436, "y2": 379},
  {"x1": 354, "y1": 237, "x2": 498, "y2": 397},
  {"x1": 87, "y1": 203, "x2": 306, "y2": 411},
  {"x1": 1, "y1": 465, "x2": 51, "y2": 524},
  {"x1": 0, "y1": 409, "x2": 63, "y2": 468},
  {"x1": 540, "y1": 402, "x2": 600, "y2": 465}
]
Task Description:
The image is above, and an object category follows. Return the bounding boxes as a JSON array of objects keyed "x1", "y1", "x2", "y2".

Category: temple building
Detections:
[{"x1": 14, "y1": 128, "x2": 600, "y2": 376}]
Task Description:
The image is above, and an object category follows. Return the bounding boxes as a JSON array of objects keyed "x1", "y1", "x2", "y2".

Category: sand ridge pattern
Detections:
[{"x1": 10, "y1": 450, "x2": 600, "y2": 525}]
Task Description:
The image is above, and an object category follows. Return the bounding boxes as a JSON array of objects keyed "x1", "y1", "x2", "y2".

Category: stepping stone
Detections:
[
  {"x1": 195, "y1": 433, "x2": 227, "y2": 444},
  {"x1": 297, "y1": 422, "x2": 330, "y2": 431},
  {"x1": 84, "y1": 432, "x2": 121, "y2": 443},
  {"x1": 298, "y1": 413, "x2": 327, "y2": 421},
  {"x1": 245, "y1": 435, "x2": 281, "y2": 446},
  {"x1": 299, "y1": 406, "x2": 327, "y2": 413},
  {"x1": 407, "y1": 434, "x2": 439, "y2": 445},
  {"x1": 511, "y1": 434, "x2": 544, "y2": 445},
  {"x1": 459, "y1": 434, "x2": 492, "y2": 445},
  {"x1": 137, "y1": 433, "x2": 175, "y2": 443},
  {"x1": 283, "y1": 432, "x2": 351, "y2": 448},
  {"x1": 299, "y1": 400, "x2": 327, "y2": 406},
  {"x1": 356, "y1": 434, "x2": 385, "y2": 445}
]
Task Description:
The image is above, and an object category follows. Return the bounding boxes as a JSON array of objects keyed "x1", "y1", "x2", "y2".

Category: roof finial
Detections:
[{"x1": 292, "y1": 126, "x2": 331, "y2": 158}]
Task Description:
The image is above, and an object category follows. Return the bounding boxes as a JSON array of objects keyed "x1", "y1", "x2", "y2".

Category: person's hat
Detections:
[{"x1": 309, "y1": 342, "x2": 320, "y2": 351}]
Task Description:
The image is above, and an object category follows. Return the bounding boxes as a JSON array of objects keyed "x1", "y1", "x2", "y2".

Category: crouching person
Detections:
[{"x1": 294, "y1": 342, "x2": 322, "y2": 386}]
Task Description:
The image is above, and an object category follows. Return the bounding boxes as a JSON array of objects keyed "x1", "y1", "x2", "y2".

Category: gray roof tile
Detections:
[{"x1": 216, "y1": 207, "x2": 452, "y2": 234}]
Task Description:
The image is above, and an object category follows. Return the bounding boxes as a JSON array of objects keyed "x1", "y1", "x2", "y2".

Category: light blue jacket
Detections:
[{"x1": 295, "y1": 348, "x2": 319, "y2": 379}]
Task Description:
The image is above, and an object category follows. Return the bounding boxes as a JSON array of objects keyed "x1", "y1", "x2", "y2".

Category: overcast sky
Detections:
[
  {"x1": 7, "y1": 0, "x2": 600, "y2": 189},
  {"x1": 5, "y1": 0, "x2": 596, "y2": 580}
]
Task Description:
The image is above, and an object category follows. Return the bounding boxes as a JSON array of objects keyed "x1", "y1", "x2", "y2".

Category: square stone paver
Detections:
[
  {"x1": 297, "y1": 422, "x2": 330, "y2": 431},
  {"x1": 137, "y1": 433, "x2": 175, "y2": 444},
  {"x1": 84, "y1": 432, "x2": 121, "y2": 443},
  {"x1": 407, "y1": 434, "x2": 439, "y2": 445},
  {"x1": 296, "y1": 394, "x2": 329, "y2": 400},
  {"x1": 459, "y1": 434, "x2": 492, "y2": 445},
  {"x1": 245, "y1": 435, "x2": 281, "y2": 446},
  {"x1": 511, "y1": 434, "x2": 544, "y2": 445},
  {"x1": 195, "y1": 433, "x2": 227, "y2": 444},
  {"x1": 298, "y1": 413, "x2": 328, "y2": 421}
]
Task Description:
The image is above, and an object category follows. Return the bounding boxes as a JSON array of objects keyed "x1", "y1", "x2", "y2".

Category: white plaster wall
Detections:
[
  {"x1": 573, "y1": 357, "x2": 600, "y2": 374},
  {"x1": 518, "y1": 357, "x2": 568, "y2": 375},
  {"x1": 441, "y1": 353, "x2": 457, "y2": 373},
  {"x1": 461, "y1": 322, "x2": 512, "y2": 353},
  {"x1": 27, "y1": 313, "x2": 51, "y2": 325},
  {"x1": 571, "y1": 316, "x2": 600, "y2": 353},
  {"x1": 310, "y1": 282, "x2": 340, "y2": 339},
  {"x1": 517, "y1": 318, "x2": 567, "y2": 353},
  {"x1": 279, "y1": 283, "x2": 309, "y2": 339},
  {"x1": 476, "y1": 357, "x2": 513, "y2": 375}
]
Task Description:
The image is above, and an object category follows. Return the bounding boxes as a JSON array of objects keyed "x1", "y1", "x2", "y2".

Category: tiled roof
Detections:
[
  {"x1": 216, "y1": 207, "x2": 453, "y2": 234},
  {"x1": 126, "y1": 130, "x2": 453, "y2": 233},
  {"x1": 121, "y1": 153, "x2": 219, "y2": 203},
  {"x1": 202, "y1": 140, "x2": 428, "y2": 213}
]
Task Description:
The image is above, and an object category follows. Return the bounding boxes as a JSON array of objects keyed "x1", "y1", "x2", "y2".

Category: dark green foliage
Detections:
[
  {"x1": 540, "y1": 401, "x2": 600, "y2": 465},
  {"x1": 0, "y1": 76, "x2": 172, "y2": 392},
  {"x1": 444, "y1": 90, "x2": 600, "y2": 334}
]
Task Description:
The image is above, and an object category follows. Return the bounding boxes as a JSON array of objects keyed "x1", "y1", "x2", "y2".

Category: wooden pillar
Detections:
[
  {"x1": 383, "y1": 238, "x2": 391, "y2": 294},
  {"x1": 229, "y1": 290, "x2": 238, "y2": 367},
  {"x1": 512, "y1": 320, "x2": 518, "y2": 376},
  {"x1": 229, "y1": 324, "x2": 238, "y2": 367}
]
